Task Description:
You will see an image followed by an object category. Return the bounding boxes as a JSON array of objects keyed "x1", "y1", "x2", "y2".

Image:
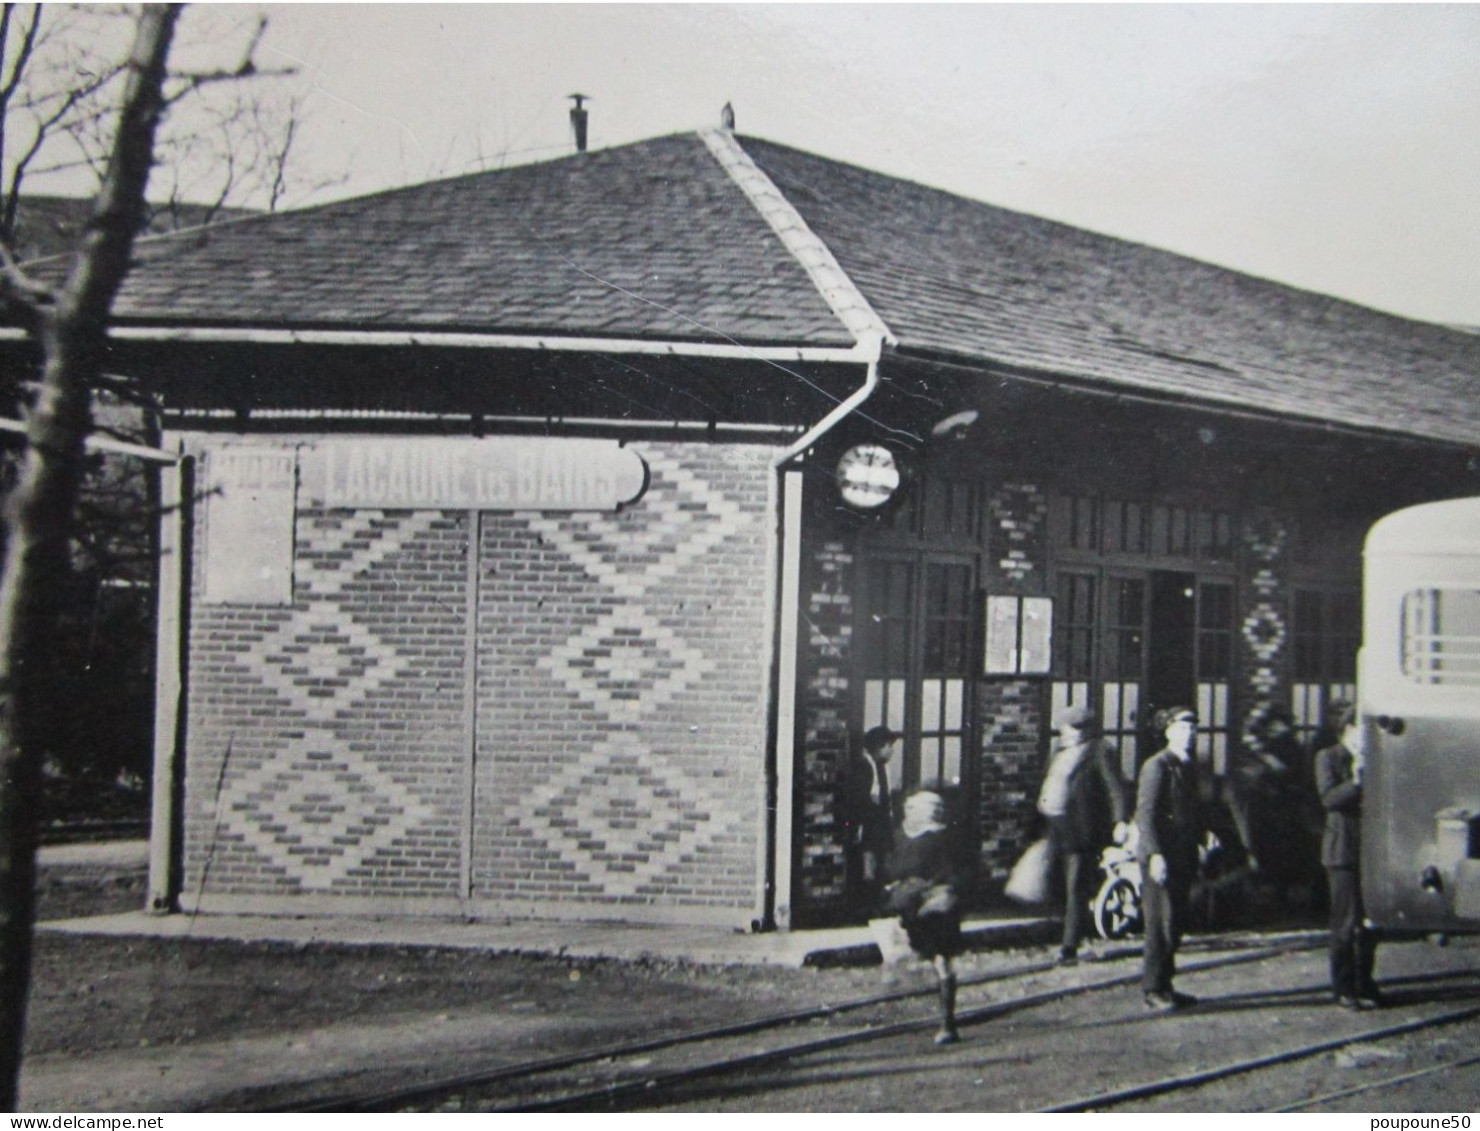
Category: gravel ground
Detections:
[
  {"x1": 31, "y1": 868, "x2": 861, "y2": 1048},
  {"x1": 21, "y1": 854, "x2": 999, "y2": 1109},
  {"x1": 23, "y1": 851, "x2": 1352, "y2": 1113}
]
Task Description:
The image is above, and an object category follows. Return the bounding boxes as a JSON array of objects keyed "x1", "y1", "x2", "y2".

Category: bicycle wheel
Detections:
[{"x1": 1093, "y1": 875, "x2": 1142, "y2": 939}]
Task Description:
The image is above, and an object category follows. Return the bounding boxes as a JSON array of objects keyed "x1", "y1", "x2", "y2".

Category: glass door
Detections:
[
  {"x1": 1051, "y1": 567, "x2": 1235, "y2": 777},
  {"x1": 859, "y1": 554, "x2": 976, "y2": 793}
]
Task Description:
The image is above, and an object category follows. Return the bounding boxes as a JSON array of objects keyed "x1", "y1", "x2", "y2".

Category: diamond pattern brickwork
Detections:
[
  {"x1": 1240, "y1": 509, "x2": 1291, "y2": 744},
  {"x1": 470, "y1": 442, "x2": 775, "y2": 919},
  {"x1": 183, "y1": 509, "x2": 470, "y2": 899}
]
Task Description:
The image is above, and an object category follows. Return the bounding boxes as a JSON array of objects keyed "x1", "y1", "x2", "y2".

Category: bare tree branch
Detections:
[
  {"x1": 264, "y1": 94, "x2": 298, "y2": 212},
  {"x1": 0, "y1": 4, "x2": 45, "y2": 243},
  {"x1": 0, "y1": 238, "x2": 52, "y2": 327},
  {"x1": 161, "y1": 14, "x2": 293, "y2": 107},
  {"x1": 0, "y1": 7, "x2": 44, "y2": 161},
  {"x1": 162, "y1": 59, "x2": 297, "y2": 106},
  {"x1": 0, "y1": 5, "x2": 181, "y2": 1109}
]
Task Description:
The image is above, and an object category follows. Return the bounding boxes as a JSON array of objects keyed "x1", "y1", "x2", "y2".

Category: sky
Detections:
[{"x1": 188, "y1": 4, "x2": 1480, "y2": 327}]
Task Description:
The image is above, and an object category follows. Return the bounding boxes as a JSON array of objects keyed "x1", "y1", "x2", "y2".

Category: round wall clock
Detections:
[{"x1": 836, "y1": 443, "x2": 901, "y2": 509}]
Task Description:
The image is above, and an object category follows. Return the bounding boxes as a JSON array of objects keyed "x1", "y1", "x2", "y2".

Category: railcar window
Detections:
[{"x1": 1402, "y1": 588, "x2": 1480, "y2": 685}]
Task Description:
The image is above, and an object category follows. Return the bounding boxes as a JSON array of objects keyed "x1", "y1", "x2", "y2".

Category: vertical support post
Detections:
[
  {"x1": 772, "y1": 469, "x2": 804, "y2": 929},
  {"x1": 460, "y1": 509, "x2": 481, "y2": 901},
  {"x1": 147, "y1": 453, "x2": 189, "y2": 913}
]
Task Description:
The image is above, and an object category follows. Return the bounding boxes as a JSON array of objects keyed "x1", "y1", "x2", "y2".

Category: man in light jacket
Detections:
[{"x1": 1038, "y1": 705, "x2": 1129, "y2": 965}]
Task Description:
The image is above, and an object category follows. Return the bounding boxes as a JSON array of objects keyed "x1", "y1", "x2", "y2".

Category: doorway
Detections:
[
  {"x1": 1145, "y1": 569, "x2": 1197, "y2": 748},
  {"x1": 1052, "y1": 566, "x2": 1234, "y2": 774},
  {"x1": 851, "y1": 552, "x2": 977, "y2": 915}
]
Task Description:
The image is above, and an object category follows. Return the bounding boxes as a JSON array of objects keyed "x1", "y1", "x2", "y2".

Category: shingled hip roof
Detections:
[
  {"x1": 70, "y1": 130, "x2": 1480, "y2": 447},
  {"x1": 106, "y1": 133, "x2": 857, "y2": 350}
]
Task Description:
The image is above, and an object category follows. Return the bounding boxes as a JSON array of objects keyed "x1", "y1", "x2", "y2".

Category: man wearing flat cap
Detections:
[
  {"x1": 844, "y1": 724, "x2": 899, "y2": 916},
  {"x1": 1135, "y1": 706, "x2": 1208, "y2": 1010},
  {"x1": 1037, "y1": 705, "x2": 1129, "y2": 964}
]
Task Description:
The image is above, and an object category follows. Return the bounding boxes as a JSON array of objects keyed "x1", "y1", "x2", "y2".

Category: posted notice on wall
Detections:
[{"x1": 202, "y1": 448, "x2": 297, "y2": 605}]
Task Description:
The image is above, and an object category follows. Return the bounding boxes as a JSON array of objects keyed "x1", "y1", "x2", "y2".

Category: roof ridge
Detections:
[
  {"x1": 736, "y1": 136, "x2": 1471, "y2": 336},
  {"x1": 698, "y1": 129, "x2": 894, "y2": 349}
]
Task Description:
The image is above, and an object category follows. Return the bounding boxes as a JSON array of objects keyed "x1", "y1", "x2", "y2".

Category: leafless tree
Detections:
[
  {"x1": 0, "y1": 4, "x2": 297, "y2": 1106},
  {"x1": 0, "y1": 5, "x2": 311, "y2": 830},
  {"x1": 0, "y1": 3, "x2": 307, "y2": 249}
]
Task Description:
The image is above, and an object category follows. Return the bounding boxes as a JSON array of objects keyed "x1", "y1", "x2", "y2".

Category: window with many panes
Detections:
[
  {"x1": 1054, "y1": 572, "x2": 1097, "y2": 680},
  {"x1": 1107, "y1": 578, "x2": 1146, "y2": 680},
  {"x1": 1105, "y1": 500, "x2": 1148, "y2": 555},
  {"x1": 863, "y1": 559, "x2": 913, "y2": 737},
  {"x1": 1198, "y1": 583, "x2": 1235, "y2": 680},
  {"x1": 859, "y1": 555, "x2": 974, "y2": 792},
  {"x1": 1053, "y1": 494, "x2": 1234, "y2": 564},
  {"x1": 1197, "y1": 582, "x2": 1235, "y2": 772},
  {"x1": 920, "y1": 562, "x2": 972, "y2": 787},
  {"x1": 1049, "y1": 494, "x2": 1238, "y2": 775},
  {"x1": 1292, "y1": 587, "x2": 1360, "y2": 742}
]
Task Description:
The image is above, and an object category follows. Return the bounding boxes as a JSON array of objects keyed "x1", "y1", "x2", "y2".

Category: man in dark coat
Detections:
[
  {"x1": 1135, "y1": 706, "x2": 1206, "y2": 1010},
  {"x1": 1316, "y1": 719, "x2": 1382, "y2": 1009},
  {"x1": 1246, "y1": 707, "x2": 1321, "y2": 912},
  {"x1": 843, "y1": 724, "x2": 898, "y2": 916},
  {"x1": 1038, "y1": 705, "x2": 1129, "y2": 964}
]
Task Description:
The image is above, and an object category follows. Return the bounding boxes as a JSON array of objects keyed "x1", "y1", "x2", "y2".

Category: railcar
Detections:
[{"x1": 1360, "y1": 496, "x2": 1480, "y2": 934}]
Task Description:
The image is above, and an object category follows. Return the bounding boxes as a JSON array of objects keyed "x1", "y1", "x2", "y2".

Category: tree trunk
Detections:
[{"x1": 0, "y1": 6, "x2": 178, "y2": 1109}]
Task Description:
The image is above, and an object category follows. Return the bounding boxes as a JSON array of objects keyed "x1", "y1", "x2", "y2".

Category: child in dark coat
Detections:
[{"x1": 885, "y1": 785, "x2": 970, "y2": 1045}]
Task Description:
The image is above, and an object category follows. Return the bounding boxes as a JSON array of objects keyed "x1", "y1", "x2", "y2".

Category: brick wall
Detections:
[
  {"x1": 179, "y1": 439, "x2": 777, "y2": 926},
  {"x1": 470, "y1": 443, "x2": 775, "y2": 925},
  {"x1": 977, "y1": 483, "x2": 1051, "y2": 881},
  {"x1": 794, "y1": 538, "x2": 855, "y2": 920},
  {"x1": 976, "y1": 680, "x2": 1044, "y2": 882},
  {"x1": 1238, "y1": 508, "x2": 1292, "y2": 743},
  {"x1": 988, "y1": 482, "x2": 1049, "y2": 590},
  {"x1": 183, "y1": 508, "x2": 471, "y2": 906}
]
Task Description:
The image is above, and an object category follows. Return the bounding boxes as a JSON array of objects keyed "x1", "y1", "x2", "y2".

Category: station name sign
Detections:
[{"x1": 299, "y1": 438, "x2": 648, "y2": 511}]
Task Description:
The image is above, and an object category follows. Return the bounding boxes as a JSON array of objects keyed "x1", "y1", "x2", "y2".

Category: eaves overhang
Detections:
[
  {"x1": 889, "y1": 342, "x2": 1480, "y2": 454},
  {"x1": 0, "y1": 322, "x2": 873, "y2": 364}
]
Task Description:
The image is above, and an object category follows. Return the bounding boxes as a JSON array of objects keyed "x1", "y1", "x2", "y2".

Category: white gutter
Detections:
[
  {"x1": 170, "y1": 406, "x2": 805, "y2": 435},
  {"x1": 778, "y1": 337, "x2": 882, "y2": 461},
  {"x1": 700, "y1": 128, "x2": 895, "y2": 461},
  {"x1": 0, "y1": 324, "x2": 871, "y2": 365}
]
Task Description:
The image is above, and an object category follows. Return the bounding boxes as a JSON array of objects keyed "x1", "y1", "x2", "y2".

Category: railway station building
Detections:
[{"x1": 44, "y1": 129, "x2": 1480, "y2": 930}]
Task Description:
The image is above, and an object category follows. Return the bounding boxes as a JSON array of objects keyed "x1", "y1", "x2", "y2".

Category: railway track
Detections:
[
  {"x1": 261, "y1": 930, "x2": 1480, "y2": 1113},
  {"x1": 616, "y1": 956, "x2": 1480, "y2": 1115},
  {"x1": 1045, "y1": 992, "x2": 1480, "y2": 1112},
  {"x1": 275, "y1": 932, "x2": 1327, "y2": 1112},
  {"x1": 1269, "y1": 1049, "x2": 1480, "y2": 1114}
]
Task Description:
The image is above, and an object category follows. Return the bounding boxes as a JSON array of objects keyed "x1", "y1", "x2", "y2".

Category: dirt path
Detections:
[{"x1": 23, "y1": 1002, "x2": 619, "y2": 1111}]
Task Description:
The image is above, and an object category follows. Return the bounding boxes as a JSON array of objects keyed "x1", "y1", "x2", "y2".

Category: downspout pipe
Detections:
[
  {"x1": 760, "y1": 331, "x2": 885, "y2": 931},
  {"x1": 699, "y1": 126, "x2": 897, "y2": 933},
  {"x1": 776, "y1": 331, "x2": 885, "y2": 466}
]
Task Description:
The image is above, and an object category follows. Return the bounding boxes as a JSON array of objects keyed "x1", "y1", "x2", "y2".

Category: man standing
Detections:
[
  {"x1": 1038, "y1": 705, "x2": 1129, "y2": 965},
  {"x1": 1316, "y1": 718, "x2": 1382, "y2": 1009},
  {"x1": 844, "y1": 725, "x2": 898, "y2": 916},
  {"x1": 1135, "y1": 706, "x2": 1205, "y2": 1011}
]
